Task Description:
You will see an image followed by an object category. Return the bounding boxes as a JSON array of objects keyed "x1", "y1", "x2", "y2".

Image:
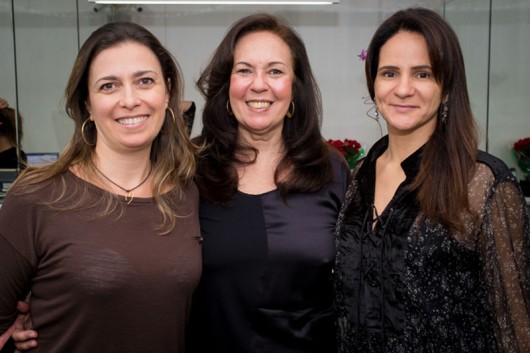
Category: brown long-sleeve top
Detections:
[{"x1": 0, "y1": 170, "x2": 202, "y2": 353}]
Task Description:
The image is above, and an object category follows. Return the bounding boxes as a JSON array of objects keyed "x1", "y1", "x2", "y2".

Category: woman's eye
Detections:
[
  {"x1": 417, "y1": 72, "x2": 430, "y2": 79},
  {"x1": 236, "y1": 68, "x2": 252, "y2": 75},
  {"x1": 269, "y1": 68, "x2": 284, "y2": 75},
  {"x1": 382, "y1": 71, "x2": 396, "y2": 78},
  {"x1": 138, "y1": 77, "x2": 155, "y2": 86},
  {"x1": 100, "y1": 82, "x2": 116, "y2": 91}
]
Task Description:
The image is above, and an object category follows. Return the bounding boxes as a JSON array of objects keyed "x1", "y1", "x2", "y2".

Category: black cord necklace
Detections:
[{"x1": 94, "y1": 164, "x2": 152, "y2": 204}]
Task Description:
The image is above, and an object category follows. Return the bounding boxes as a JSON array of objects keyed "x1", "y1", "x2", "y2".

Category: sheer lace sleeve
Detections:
[{"x1": 474, "y1": 163, "x2": 530, "y2": 352}]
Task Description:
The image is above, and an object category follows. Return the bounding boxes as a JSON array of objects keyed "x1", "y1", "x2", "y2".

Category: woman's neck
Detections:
[
  {"x1": 79, "y1": 147, "x2": 154, "y2": 198},
  {"x1": 385, "y1": 132, "x2": 428, "y2": 164},
  {"x1": 235, "y1": 134, "x2": 285, "y2": 195}
]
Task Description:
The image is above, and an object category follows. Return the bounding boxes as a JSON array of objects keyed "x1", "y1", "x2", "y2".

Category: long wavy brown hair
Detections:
[
  {"x1": 12, "y1": 22, "x2": 199, "y2": 233},
  {"x1": 365, "y1": 8, "x2": 478, "y2": 232},
  {"x1": 194, "y1": 13, "x2": 333, "y2": 202}
]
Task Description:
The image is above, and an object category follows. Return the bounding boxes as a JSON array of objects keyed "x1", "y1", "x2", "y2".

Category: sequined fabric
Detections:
[{"x1": 335, "y1": 136, "x2": 530, "y2": 353}]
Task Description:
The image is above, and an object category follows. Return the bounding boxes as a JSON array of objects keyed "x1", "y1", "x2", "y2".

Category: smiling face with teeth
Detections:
[
  {"x1": 86, "y1": 41, "x2": 169, "y2": 155},
  {"x1": 229, "y1": 30, "x2": 294, "y2": 141}
]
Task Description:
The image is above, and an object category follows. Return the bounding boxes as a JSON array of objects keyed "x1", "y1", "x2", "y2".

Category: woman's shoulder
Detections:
[
  {"x1": 182, "y1": 180, "x2": 200, "y2": 205},
  {"x1": 327, "y1": 145, "x2": 350, "y2": 171},
  {"x1": 476, "y1": 150, "x2": 513, "y2": 180},
  {"x1": 327, "y1": 146, "x2": 351, "y2": 187},
  {"x1": 1, "y1": 175, "x2": 57, "y2": 217},
  {"x1": 468, "y1": 151, "x2": 521, "y2": 210},
  {"x1": 10, "y1": 170, "x2": 61, "y2": 191},
  {"x1": 164, "y1": 180, "x2": 200, "y2": 212}
]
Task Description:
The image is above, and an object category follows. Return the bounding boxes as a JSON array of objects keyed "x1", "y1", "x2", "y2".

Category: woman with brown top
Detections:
[{"x1": 0, "y1": 22, "x2": 201, "y2": 353}]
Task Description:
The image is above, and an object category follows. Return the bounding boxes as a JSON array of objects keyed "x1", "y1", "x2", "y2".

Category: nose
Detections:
[
  {"x1": 250, "y1": 71, "x2": 267, "y2": 92},
  {"x1": 394, "y1": 76, "x2": 414, "y2": 97},
  {"x1": 120, "y1": 85, "x2": 141, "y2": 109}
]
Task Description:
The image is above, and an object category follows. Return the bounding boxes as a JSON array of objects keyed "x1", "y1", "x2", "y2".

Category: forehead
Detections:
[
  {"x1": 89, "y1": 41, "x2": 162, "y2": 77},
  {"x1": 234, "y1": 31, "x2": 292, "y2": 64},
  {"x1": 379, "y1": 31, "x2": 430, "y2": 65}
]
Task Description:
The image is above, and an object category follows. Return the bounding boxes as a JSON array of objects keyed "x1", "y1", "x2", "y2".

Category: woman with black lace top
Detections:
[{"x1": 335, "y1": 7, "x2": 530, "y2": 353}]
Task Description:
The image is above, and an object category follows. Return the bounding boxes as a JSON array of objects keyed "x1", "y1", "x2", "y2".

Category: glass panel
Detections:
[
  {"x1": 443, "y1": 0, "x2": 490, "y2": 151},
  {"x1": 489, "y1": 0, "x2": 530, "y2": 180},
  {"x1": 445, "y1": 0, "x2": 530, "y2": 180},
  {"x1": 0, "y1": 0, "x2": 16, "y2": 107},
  {"x1": 13, "y1": 0, "x2": 79, "y2": 154},
  {"x1": 0, "y1": 0, "x2": 20, "y2": 172},
  {"x1": 4, "y1": 0, "x2": 528, "y2": 177}
]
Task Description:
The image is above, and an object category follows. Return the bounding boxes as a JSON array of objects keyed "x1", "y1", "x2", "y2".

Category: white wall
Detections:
[{"x1": 1, "y1": 0, "x2": 529, "y2": 177}]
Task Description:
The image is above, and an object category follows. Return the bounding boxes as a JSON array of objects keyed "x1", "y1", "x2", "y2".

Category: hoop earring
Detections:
[
  {"x1": 226, "y1": 100, "x2": 234, "y2": 116},
  {"x1": 167, "y1": 106, "x2": 177, "y2": 125},
  {"x1": 286, "y1": 101, "x2": 295, "y2": 119},
  {"x1": 81, "y1": 119, "x2": 96, "y2": 147}
]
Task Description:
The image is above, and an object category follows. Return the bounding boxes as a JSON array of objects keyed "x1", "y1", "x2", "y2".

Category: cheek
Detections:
[
  {"x1": 229, "y1": 77, "x2": 246, "y2": 99},
  {"x1": 89, "y1": 98, "x2": 114, "y2": 118},
  {"x1": 423, "y1": 90, "x2": 442, "y2": 110},
  {"x1": 276, "y1": 82, "x2": 293, "y2": 100},
  {"x1": 275, "y1": 77, "x2": 293, "y2": 96},
  {"x1": 373, "y1": 81, "x2": 387, "y2": 101},
  {"x1": 150, "y1": 92, "x2": 168, "y2": 109}
]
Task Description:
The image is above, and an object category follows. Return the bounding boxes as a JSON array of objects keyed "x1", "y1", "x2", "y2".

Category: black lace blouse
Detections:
[{"x1": 334, "y1": 136, "x2": 530, "y2": 352}]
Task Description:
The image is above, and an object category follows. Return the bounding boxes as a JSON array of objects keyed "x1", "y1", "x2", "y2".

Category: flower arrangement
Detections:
[
  {"x1": 327, "y1": 138, "x2": 364, "y2": 170},
  {"x1": 513, "y1": 137, "x2": 530, "y2": 181}
]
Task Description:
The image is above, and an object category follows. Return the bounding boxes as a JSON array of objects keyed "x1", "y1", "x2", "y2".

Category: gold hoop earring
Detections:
[
  {"x1": 81, "y1": 119, "x2": 96, "y2": 147},
  {"x1": 167, "y1": 106, "x2": 177, "y2": 125},
  {"x1": 286, "y1": 101, "x2": 295, "y2": 119},
  {"x1": 226, "y1": 100, "x2": 234, "y2": 116}
]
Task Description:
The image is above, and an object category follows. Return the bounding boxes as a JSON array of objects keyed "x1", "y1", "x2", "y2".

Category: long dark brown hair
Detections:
[
  {"x1": 194, "y1": 13, "x2": 333, "y2": 202},
  {"x1": 365, "y1": 7, "x2": 478, "y2": 232},
  {"x1": 13, "y1": 22, "x2": 199, "y2": 233}
]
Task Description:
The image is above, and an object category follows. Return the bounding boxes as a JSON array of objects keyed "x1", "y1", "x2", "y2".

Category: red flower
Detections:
[
  {"x1": 328, "y1": 140, "x2": 345, "y2": 154},
  {"x1": 514, "y1": 137, "x2": 530, "y2": 156},
  {"x1": 513, "y1": 137, "x2": 530, "y2": 181},
  {"x1": 327, "y1": 138, "x2": 364, "y2": 169}
]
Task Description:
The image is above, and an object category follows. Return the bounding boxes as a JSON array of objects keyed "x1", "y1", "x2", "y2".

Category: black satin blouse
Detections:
[
  {"x1": 187, "y1": 155, "x2": 349, "y2": 353},
  {"x1": 335, "y1": 136, "x2": 530, "y2": 352}
]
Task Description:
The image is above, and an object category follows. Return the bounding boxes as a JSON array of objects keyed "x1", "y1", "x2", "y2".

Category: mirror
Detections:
[{"x1": 1, "y1": 0, "x2": 529, "y2": 181}]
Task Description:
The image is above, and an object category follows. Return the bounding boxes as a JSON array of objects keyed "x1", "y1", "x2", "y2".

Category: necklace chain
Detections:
[{"x1": 94, "y1": 164, "x2": 152, "y2": 204}]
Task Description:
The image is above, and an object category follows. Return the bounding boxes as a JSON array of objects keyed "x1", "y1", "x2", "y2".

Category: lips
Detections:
[
  {"x1": 247, "y1": 101, "x2": 271, "y2": 109},
  {"x1": 116, "y1": 116, "x2": 148, "y2": 125},
  {"x1": 391, "y1": 104, "x2": 417, "y2": 113}
]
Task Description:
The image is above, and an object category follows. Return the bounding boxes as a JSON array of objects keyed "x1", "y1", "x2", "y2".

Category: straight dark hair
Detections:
[
  {"x1": 195, "y1": 13, "x2": 333, "y2": 202},
  {"x1": 365, "y1": 7, "x2": 478, "y2": 232}
]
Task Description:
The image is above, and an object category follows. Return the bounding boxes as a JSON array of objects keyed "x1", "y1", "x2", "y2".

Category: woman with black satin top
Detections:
[{"x1": 334, "y1": 8, "x2": 530, "y2": 353}]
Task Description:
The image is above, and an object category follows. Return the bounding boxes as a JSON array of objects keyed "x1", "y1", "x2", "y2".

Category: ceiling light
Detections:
[{"x1": 88, "y1": 0, "x2": 339, "y2": 4}]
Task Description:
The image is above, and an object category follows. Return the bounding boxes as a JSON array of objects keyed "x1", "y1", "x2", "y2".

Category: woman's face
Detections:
[
  {"x1": 374, "y1": 30, "x2": 442, "y2": 140},
  {"x1": 86, "y1": 41, "x2": 169, "y2": 155},
  {"x1": 229, "y1": 31, "x2": 294, "y2": 141}
]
